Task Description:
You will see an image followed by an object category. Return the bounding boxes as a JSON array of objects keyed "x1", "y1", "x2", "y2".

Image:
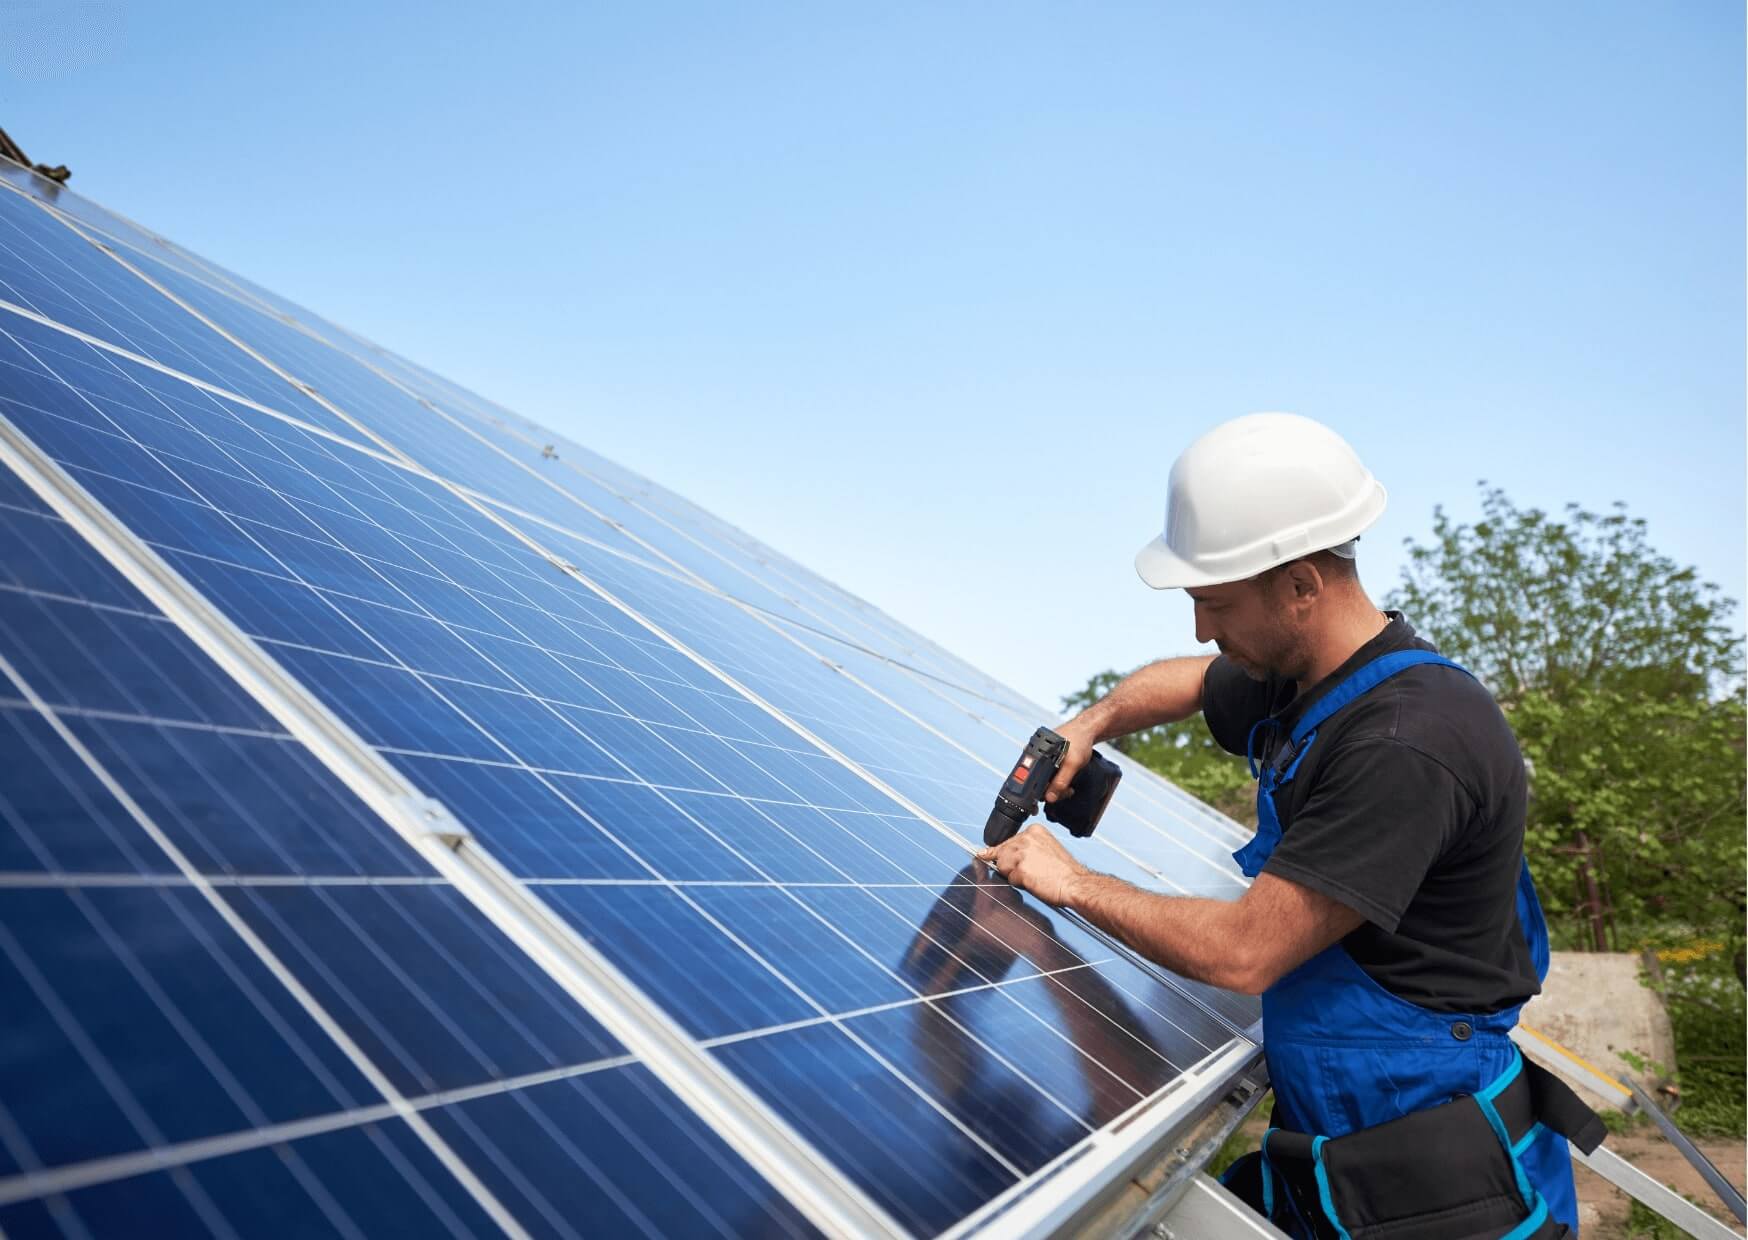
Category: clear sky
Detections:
[{"x1": 5, "y1": 2, "x2": 1741, "y2": 708}]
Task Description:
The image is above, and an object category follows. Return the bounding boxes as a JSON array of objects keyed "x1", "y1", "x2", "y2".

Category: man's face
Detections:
[{"x1": 1186, "y1": 573, "x2": 1306, "y2": 681}]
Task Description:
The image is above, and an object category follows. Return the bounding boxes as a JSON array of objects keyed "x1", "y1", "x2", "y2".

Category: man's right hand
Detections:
[{"x1": 1043, "y1": 715, "x2": 1103, "y2": 804}]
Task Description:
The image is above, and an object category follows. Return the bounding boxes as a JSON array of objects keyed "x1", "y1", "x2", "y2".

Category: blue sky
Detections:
[{"x1": 4, "y1": 2, "x2": 1741, "y2": 707}]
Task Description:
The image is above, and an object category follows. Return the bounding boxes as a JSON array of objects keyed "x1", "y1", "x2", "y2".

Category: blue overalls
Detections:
[{"x1": 1232, "y1": 650, "x2": 1578, "y2": 1238}]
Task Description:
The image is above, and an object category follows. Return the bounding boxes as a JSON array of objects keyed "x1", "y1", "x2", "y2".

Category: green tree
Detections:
[
  {"x1": 1389, "y1": 485, "x2": 1744, "y2": 1136},
  {"x1": 1388, "y1": 486, "x2": 1740, "y2": 705},
  {"x1": 1386, "y1": 485, "x2": 1745, "y2": 962},
  {"x1": 1060, "y1": 670, "x2": 1253, "y2": 824}
]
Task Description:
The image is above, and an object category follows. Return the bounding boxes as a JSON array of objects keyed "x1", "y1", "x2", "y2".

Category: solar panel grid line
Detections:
[
  {"x1": 0, "y1": 1050, "x2": 642, "y2": 1211},
  {"x1": 0, "y1": 395, "x2": 909, "y2": 1237},
  {"x1": 0, "y1": 872, "x2": 452, "y2": 888},
  {"x1": 0, "y1": 648, "x2": 531, "y2": 1238},
  {"x1": 0, "y1": 295, "x2": 414, "y2": 484},
  {"x1": 0, "y1": 696, "x2": 296, "y2": 744},
  {"x1": 687, "y1": 957, "x2": 1114, "y2": 1051}
]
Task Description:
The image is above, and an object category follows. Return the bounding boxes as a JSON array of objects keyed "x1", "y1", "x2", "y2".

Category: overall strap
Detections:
[{"x1": 1288, "y1": 649, "x2": 1470, "y2": 746}]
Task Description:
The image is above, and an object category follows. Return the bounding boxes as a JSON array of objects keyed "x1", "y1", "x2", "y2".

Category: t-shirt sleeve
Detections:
[
  {"x1": 1200, "y1": 655, "x2": 1277, "y2": 756},
  {"x1": 1262, "y1": 738, "x2": 1472, "y2": 932}
]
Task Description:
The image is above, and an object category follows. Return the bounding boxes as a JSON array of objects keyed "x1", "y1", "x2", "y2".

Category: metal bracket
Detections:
[
  {"x1": 395, "y1": 793, "x2": 472, "y2": 849},
  {"x1": 1142, "y1": 1175, "x2": 1290, "y2": 1239}
]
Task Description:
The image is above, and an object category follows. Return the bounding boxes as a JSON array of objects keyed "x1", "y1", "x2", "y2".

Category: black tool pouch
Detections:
[{"x1": 1228, "y1": 1058, "x2": 1603, "y2": 1240}]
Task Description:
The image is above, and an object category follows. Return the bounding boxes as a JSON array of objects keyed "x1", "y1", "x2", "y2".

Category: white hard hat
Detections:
[{"x1": 1134, "y1": 412, "x2": 1387, "y2": 589}]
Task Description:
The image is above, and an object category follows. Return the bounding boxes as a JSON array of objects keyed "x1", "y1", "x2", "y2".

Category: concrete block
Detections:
[{"x1": 1520, "y1": 951, "x2": 1677, "y2": 1111}]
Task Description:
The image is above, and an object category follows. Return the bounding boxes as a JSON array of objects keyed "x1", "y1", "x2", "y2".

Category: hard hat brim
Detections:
[{"x1": 1134, "y1": 534, "x2": 1246, "y2": 590}]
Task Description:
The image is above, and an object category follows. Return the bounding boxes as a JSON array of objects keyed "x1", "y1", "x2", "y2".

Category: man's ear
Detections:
[{"x1": 1285, "y1": 558, "x2": 1324, "y2": 601}]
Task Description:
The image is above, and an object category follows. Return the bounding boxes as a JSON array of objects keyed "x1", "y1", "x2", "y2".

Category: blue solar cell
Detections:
[
  {"x1": 398, "y1": 758, "x2": 650, "y2": 880},
  {"x1": 927, "y1": 979, "x2": 1149, "y2": 1127},
  {"x1": 0, "y1": 708, "x2": 174, "y2": 875},
  {"x1": 543, "y1": 884, "x2": 818, "y2": 1039},
  {"x1": 423, "y1": 1063, "x2": 819, "y2": 1239},
  {"x1": 750, "y1": 803, "x2": 929, "y2": 884},
  {"x1": 844, "y1": 999, "x2": 1099, "y2": 1175},
  {"x1": 0, "y1": 504, "x2": 149, "y2": 610},
  {"x1": 0, "y1": 1118, "x2": 502, "y2": 1239},
  {"x1": 542, "y1": 777, "x2": 764, "y2": 881},
  {"x1": 267, "y1": 645, "x2": 505, "y2": 759},
  {"x1": 0, "y1": 589, "x2": 273, "y2": 730},
  {"x1": 1000, "y1": 965, "x2": 1212, "y2": 1085},
  {"x1": 714, "y1": 1023, "x2": 1018, "y2": 1236},
  {"x1": 684, "y1": 886, "x2": 918, "y2": 1014},
  {"x1": 0, "y1": 885, "x2": 376, "y2": 1170},
  {"x1": 224, "y1": 883, "x2": 622, "y2": 1096},
  {"x1": 0, "y1": 224, "x2": 359, "y2": 441},
  {"x1": 656, "y1": 791, "x2": 850, "y2": 883},
  {"x1": 67, "y1": 716, "x2": 426, "y2": 877},
  {"x1": 787, "y1": 885, "x2": 1005, "y2": 995}
]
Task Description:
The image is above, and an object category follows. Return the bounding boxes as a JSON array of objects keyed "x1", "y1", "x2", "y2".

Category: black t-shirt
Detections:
[{"x1": 1201, "y1": 613, "x2": 1538, "y2": 1014}]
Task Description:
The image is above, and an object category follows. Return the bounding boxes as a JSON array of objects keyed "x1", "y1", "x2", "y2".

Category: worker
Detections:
[{"x1": 976, "y1": 413, "x2": 1600, "y2": 1238}]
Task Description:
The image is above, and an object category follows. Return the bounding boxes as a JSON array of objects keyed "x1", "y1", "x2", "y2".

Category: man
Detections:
[{"x1": 977, "y1": 413, "x2": 1597, "y2": 1238}]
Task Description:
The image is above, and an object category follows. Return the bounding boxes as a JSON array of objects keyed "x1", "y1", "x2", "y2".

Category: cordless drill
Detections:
[{"x1": 983, "y1": 727, "x2": 1122, "y2": 847}]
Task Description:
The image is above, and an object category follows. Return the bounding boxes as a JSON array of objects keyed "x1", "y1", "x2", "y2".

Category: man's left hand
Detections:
[{"x1": 974, "y1": 824, "x2": 1089, "y2": 908}]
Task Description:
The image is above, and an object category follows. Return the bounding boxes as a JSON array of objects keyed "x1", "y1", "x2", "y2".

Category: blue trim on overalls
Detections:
[{"x1": 1232, "y1": 648, "x2": 1578, "y2": 1237}]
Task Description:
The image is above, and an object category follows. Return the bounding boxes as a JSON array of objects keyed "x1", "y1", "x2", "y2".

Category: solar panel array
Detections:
[{"x1": 0, "y1": 160, "x2": 1259, "y2": 1238}]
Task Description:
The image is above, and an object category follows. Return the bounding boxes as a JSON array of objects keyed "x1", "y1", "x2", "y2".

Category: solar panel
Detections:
[{"x1": 0, "y1": 160, "x2": 1261, "y2": 1237}]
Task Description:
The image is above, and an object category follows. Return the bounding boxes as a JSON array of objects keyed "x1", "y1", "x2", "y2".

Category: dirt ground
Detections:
[
  {"x1": 1573, "y1": 1132, "x2": 1745, "y2": 1239},
  {"x1": 1231, "y1": 1113, "x2": 1746, "y2": 1237}
]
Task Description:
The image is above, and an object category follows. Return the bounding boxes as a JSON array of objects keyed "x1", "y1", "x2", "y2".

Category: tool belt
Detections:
[{"x1": 1222, "y1": 1054, "x2": 1605, "y2": 1240}]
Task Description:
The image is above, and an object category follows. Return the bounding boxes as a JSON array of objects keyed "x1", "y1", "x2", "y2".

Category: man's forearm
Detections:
[
  {"x1": 1072, "y1": 655, "x2": 1216, "y2": 743},
  {"x1": 1064, "y1": 871, "x2": 1260, "y2": 993}
]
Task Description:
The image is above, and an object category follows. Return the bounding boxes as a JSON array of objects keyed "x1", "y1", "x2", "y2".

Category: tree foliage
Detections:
[
  {"x1": 1389, "y1": 486, "x2": 1741, "y2": 704},
  {"x1": 1387, "y1": 485, "x2": 1744, "y2": 1134},
  {"x1": 1385, "y1": 485, "x2": 1745, "y2": 966}
]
